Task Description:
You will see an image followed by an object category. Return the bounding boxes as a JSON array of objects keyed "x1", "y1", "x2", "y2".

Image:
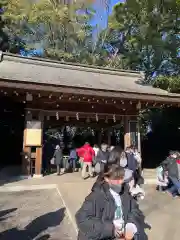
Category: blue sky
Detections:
[{"x1": 92, "y1": 0, "x2": 120, "y2": 30}]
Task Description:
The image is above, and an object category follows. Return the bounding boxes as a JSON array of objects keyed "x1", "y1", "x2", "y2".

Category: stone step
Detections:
[{"x1": 142, "y1": 169, "x2": 157, "y2": 184}]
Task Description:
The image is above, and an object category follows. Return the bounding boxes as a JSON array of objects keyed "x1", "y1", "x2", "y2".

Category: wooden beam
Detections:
[{"x1": 0, "y1": 79, "x2": 180, "y2": 104}]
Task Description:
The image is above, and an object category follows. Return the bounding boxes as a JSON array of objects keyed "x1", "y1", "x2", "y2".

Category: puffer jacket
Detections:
[
  {"x1": 162, "y1": 156, "x2": 180, "y2": 180},
  {"x1": 75, "y1": 181, "x2": 146, "y2": 240}
]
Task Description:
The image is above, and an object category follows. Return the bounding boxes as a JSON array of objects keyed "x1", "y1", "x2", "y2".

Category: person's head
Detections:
[
  {"x1": 94, "y1": 144, "x2": 98, "y2": 148},
  {"x1": 129, "y1": 145, "x2": 134, "y2": 153},
  {"x1": 125, "y1": 146, "x2": 130, "y2": 152},
  {"x1": 170, "y1": 151, "x2": 178, "y2": 158},
  {"x1": 55, "y1": 145, "x2": 60, "y2": 150},
  {"x1": 101, "y1": 143, "x2": 108, "y2": 152},
  {"x1": 108, "y1": 146, "x2": 123, "y2": 165},
  {"x1": 133, "y1": 147, "x2": 138, "y2": 153},
  {"x1": 104, "y1": 164, "x2": 125, "y2": 184},
  {"x1": 102, "y1": 164, "x2": 125, "y2": 193},
  {"x1": 85, "y1": 141, "x2": 89, "y2": 145}
]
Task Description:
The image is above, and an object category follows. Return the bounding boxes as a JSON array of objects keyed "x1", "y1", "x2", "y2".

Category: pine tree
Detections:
[{"x1": 0, "y1": 0, "x2": 9, "y2": 51}]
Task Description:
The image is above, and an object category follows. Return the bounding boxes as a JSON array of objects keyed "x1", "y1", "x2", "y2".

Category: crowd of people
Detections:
[
  {"x1": 73, "y1": 143, "x2": 146, "y2": 240},
  {"x1": 52, "y1": 142, "x2": 145, "y2": 200},
  {"x1": 52, "y1": 142, "x2": 146, "y2": 239},
  {"x1": 156, "y1": 150, "x2": 180, "y2": 198},
  {"x1": 51, "y1": 143, "x2": 180, "y2": 239}
]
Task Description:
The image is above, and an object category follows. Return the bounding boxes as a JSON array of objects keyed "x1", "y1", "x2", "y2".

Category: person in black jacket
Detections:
[
  {"x1": 53, "y1": 145, "x2": 63, "y2": 175},
  {"x1": 162, "y1": 151, "x2": 180, "y2": 197},
  {"x1": 75, "y1": 164, "x2": 146, "y2": 240},
  {"x1": 126, "y1": 146, "x2": 138, "y2": 173},
  {"x1": 94, "y1": 143, "x2": 109, "y2": 173}
]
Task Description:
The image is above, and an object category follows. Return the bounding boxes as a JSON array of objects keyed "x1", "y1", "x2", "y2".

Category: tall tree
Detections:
[
  {"x1": 0, "y1": 0, "x2": 9, "y2": 51},
  {"x1": 4, "y1": 0, "x2": 102, "y2": 63},
  {"x1": 106, "y1": 0, "x2": 180, "y2": 80}
]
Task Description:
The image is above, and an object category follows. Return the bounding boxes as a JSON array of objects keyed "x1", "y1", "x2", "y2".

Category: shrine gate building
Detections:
[{"x1": 0, "y1": 52, "x2": 180, "y2": 177}]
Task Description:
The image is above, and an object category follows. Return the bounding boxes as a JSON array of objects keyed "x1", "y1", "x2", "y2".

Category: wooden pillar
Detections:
[
  {"x1": 107, "y1": 129, "x2": 111, "y2": 146},
  {"x1": 34, "y1": 111, "x2": 44, "y2": 177},
  {"x1": 124, "y1": 115, "x2": 141, "y2": 152},
  {"x1": 22, "y1": 111, "x2": 32, "y2": 176},
  {"x1": 98, "y1": 130, "x2": 102, "y2": 146},
  {"x1": 35, "y1": 147, "x2": 42, "y2": 176},
  {"x1": 137, "y1": 118, "x2": 141, "y2": 153},
  {"x1": 124, "y1": 116, "x2": 130, "y2": 149},
  {"x1": 22, "y1": 110, "x2": 43, "y2": 177}
]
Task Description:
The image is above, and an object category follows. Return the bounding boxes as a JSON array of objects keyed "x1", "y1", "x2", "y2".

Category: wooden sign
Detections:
[{"x1": 25, "y1": 121, "x2": 42, "y2": 146}]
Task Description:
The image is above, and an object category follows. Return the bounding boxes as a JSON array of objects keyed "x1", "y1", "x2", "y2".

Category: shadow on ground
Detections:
[
  {"x1": 0, "y1": 207, "x2": 65, "y2": 240},
  {"x1": 0, "y1": 165, "x2": 24, "y2": 187}
]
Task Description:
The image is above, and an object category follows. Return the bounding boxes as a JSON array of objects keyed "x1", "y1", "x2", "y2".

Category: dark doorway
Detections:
[{"x1": 0, "y1": 97, "x2": 25, "y2": 169}]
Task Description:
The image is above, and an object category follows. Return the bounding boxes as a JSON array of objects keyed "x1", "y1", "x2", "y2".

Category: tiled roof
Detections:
[{"x1": 0, "y1": 52, "x2": 180, "y2": 103}]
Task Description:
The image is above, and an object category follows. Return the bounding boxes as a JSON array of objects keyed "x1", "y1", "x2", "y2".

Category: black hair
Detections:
[
  {"x1": 98, "y1": 164, "x2": 125, "y2": 182},
  {"x1": 108, "y1": 146, "x2": 123, "y2": 165}
]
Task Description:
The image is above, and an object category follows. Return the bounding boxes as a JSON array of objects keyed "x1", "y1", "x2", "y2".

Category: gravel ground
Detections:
[{"x1": 0, "y1": 189, "x2": 75, "y2": 240}]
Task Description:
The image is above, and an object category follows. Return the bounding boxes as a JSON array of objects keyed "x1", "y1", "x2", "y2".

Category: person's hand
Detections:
[
  {"x1": 124, "y1": 230, "x2": 134, "y2": 240},
  {"x1": 114, "y1": 227, "x2": 123, "y2": 239}
]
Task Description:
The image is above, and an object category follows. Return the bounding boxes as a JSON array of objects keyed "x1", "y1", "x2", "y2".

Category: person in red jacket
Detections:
[{"x1": 77, "y1": 142, "x2": 95, "y2": 179}]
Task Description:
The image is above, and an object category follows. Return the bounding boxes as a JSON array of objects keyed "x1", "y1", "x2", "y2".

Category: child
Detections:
[{"x1": 156, "y1": 165, "x2": 169, "y2": 191}]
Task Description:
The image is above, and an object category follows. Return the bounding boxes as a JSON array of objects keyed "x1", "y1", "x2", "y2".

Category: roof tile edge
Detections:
[{"x1": 1, "y1": 51, "x2": 143, "y2": 78}]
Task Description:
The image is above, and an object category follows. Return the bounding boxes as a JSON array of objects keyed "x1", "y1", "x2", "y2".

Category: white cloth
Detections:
[
  {"x1": 156, "y1": 166, "x2": 169, "y2": 186},
  {"x1": 134, "y1": 152, "x2": 142, "y2": 164},
  {"x1": 109, "y1": 189, "x2": 137, "y2": 235},
  {"x1": 130, "y1": 184, "x2": 145, "y2": 199},
  {"x1": 120, "y1": 157, "x2": 127, "y2": 167},
  {"x1": 93, "y1": 147, "x2": 99, "y2": 157}
]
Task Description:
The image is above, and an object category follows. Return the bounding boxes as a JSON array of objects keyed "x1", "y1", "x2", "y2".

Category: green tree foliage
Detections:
[
  {"x1": 2, "y1": 0, "x2": 180, "y2": 82},
  {"x1": 4, "y1": 0, "x2": 107, "y2": 64},
  {"x1": 0, "y1": 0, "x2": 8, "y2": 51},
  {"x1": 107, "y1": 0, "x2": 180, "y2": 80},
  {"x1": 153, "y1": 75, "x2": 180, "y2": 93}
]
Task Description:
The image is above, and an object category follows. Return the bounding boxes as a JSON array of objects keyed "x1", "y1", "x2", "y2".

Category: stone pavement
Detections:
[
  {"x1": 0, "y1": 172, "x2": 180, "y2": 239},
  {"x1": 0, "y1": 189, "x2": 75, "y2": 240}
]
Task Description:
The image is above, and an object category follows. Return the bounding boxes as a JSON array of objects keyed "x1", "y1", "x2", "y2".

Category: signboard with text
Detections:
[{"x1": 25, "y1": 121, "x2": 42, "y2": 146}]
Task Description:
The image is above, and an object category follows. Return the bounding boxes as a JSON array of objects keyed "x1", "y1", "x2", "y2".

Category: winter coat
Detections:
[
  {"x1": 54, "y1": 148, "x2": 63, "y2": 165},
  {"x1": 162, "y1": 156, "x2": 180, "y2": 180},
  {"x1": 69, "y1": 149, "x2": 77, "y2": 160},
  {"x1": 126, "y1": 152, "x2": 138, "y2": 172},
  {"x1": 77, "y1": 144, "x2": 95, "y2": 163},
  {"x1": 93, "y1": 150, "x2": 110, "y2": 173},
  {"x1": 95, "y1": 150, "x2": 109, "y2": 164},
  {"x1": 75, "y1": 180, "x2": 146, "y2": 240}
]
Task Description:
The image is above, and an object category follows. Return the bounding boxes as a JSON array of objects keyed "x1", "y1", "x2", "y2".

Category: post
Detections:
[
  {"x1": 137, "y1": 118, "x2": 141, "y2": 153},
  {"x1": 107, "y1": 129, "x2": 111, "y2": 146},
  {"x1": 34, "y1": 111, "x2": 44, "y2": 177},
  {"x1": 124, "y1": 116, "x2": 130, "y2": 149},
  {"x1": 22, "y1": 111, "x2": 32, "y2": 176},
  {"x1": 35, "y1": 147, "x2": 42, "y2": 176},
  {"x1": 98, "y1": 130, "x2": 102, "y2": 146}
]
